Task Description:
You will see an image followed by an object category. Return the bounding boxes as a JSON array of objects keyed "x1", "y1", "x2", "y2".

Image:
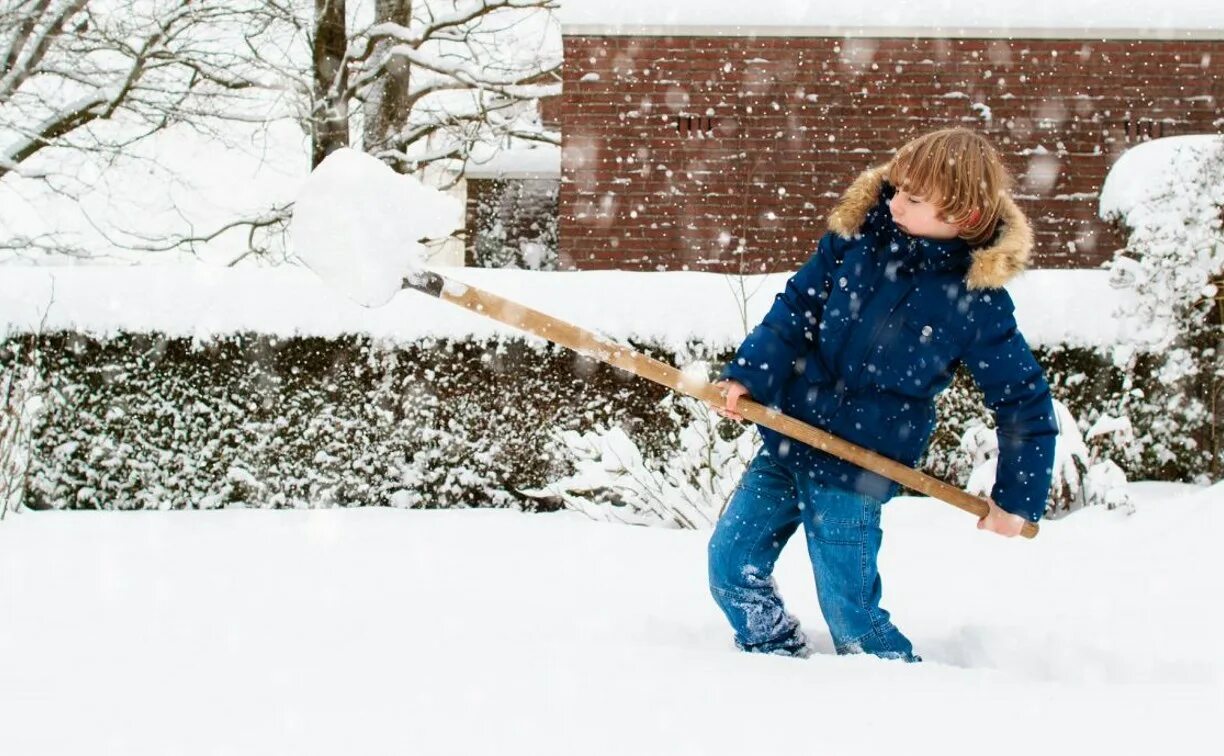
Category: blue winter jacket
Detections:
[{"x1": 721, "y1": 166, "x2": 1058, "y2": 521}]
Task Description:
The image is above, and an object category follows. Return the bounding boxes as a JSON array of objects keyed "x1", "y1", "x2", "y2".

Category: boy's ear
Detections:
[{"x1": 951, "y1": 207, "x2": 982, "y2": 232}]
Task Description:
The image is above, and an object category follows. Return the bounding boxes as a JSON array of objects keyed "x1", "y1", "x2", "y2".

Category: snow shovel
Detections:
[
  {"x1": 290, "y1": 148, "x2": 1038, "y2": 539},
  {"x1": 396, "y1": 271, "x2": 1038, "y2": 539}
]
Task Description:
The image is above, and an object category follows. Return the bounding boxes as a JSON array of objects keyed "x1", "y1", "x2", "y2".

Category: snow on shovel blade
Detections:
[{"x1": 289, "y1": 148, "x2": 463, "y2": 307}]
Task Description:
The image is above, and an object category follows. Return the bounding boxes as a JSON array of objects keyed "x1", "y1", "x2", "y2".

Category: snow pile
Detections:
[
  {"x1": 0, "y1": 265, "x2": 1134, "y2": 353},
  {"x1": 290, "y1": 148, "x2": 462, "y2": 307},
  {"x1": 0, "y1": 482, "x2": 1219, "y2": 754}
]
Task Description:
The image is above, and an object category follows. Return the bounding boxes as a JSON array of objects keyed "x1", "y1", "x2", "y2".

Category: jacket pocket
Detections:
[{"x1": 881, "y1": 316, "x2": 959, "y2": 392}]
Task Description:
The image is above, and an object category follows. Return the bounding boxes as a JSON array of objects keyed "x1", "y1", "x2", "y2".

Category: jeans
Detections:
[{"x1": 708, "y1": 451, "x2": 918, "y2": 662}]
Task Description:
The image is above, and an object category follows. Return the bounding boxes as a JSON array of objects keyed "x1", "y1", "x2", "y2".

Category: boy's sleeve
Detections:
[
  {"x1": 962, "y1": 290, "x2": 1059, "y2": 522},
  {"x1": 720, "y1": 232, "x2": 841, "y2": 405}
]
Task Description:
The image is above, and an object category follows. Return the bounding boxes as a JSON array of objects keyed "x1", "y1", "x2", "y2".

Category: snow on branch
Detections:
[
  {"x1": 1, "y1": 1, "x2": 308, "y2": 176},
  {"x1": 0, "y1": 0, "x2": 90, "y2": 104},
  {"x1": 1098, "y1": 135, "x2": 1224, "y2": 479},
  {"x1": 334, "y1": 0, "x2": 560, "y2": 177},
  {"x1": 0, "y1": 87, "x2": 111, "y2": 172}
]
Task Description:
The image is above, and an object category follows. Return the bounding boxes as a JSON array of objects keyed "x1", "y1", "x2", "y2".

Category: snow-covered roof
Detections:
[
  {"x1": 1099, "y1": 135, "x2": 1224, "y2": 221},
  {"x1": 556, "y1": 1, "x2": 1224, "y2": 38},
  {"x1": 465, "y1": 145, "x2": 560, "y2": 179}
]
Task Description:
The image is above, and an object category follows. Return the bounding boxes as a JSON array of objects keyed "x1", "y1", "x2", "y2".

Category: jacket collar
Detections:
[
  {"x1": 863, "y1": 185, "x2": 972, "y2": 277},
  {"x1": 826, "y1": 165, "x2": 1034, "y2": 289}
]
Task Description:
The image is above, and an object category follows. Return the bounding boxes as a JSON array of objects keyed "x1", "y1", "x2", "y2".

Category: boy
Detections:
[{"x1": 708, "y1": 128, "x2": 1058, "y2": 661}]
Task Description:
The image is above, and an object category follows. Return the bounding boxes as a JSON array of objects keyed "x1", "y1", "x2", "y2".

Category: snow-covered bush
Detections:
[
  {"x1": 958, "y1": 399, "x2": 1133, "y2": 519},
  {"x1": 0, "y1": 338, "x2": 46, "y2": 519},
  {"x1": 537, "y1": 354, "x2": 1144, "y2": 526},
  {"x1": 1082, "y1": 414, "x2": 1139, "y2": 511},
  {"x1": 1100, "y1": 135, "x2": 1224, "y2": 482},
  {"x1": 524, "y1": 391, "x2": 757, "y2": 528},
  {"x1": 0, "y1": 328, "x2": 1163, "y2": 514},
  {"x1": 470, "y1": 179, "x2": 559, "y2": 270}
]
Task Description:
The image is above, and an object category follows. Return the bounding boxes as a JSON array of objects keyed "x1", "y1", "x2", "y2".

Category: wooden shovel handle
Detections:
[{"x1": 407, "y1": 271, "x2": 1038, "y2": 539}]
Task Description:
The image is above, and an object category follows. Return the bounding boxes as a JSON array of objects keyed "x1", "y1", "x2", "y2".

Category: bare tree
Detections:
[
  {"x1": 311, "y1": 0, "x2": 349, "y2": 165},
  {"x1": 0, "y1": 342, "x2": 39, "y2": 519},
  {"x1": 0, "y1": 1, "x2": 560, "y2": 260},
  {"x1": 0, "y1": 283, "x2": 52, "y2": 520},
  {"x1": 360, "y1": 0, "x2": 410, "y2": 159},
  {"x1": 311, "y1": 0, "x2": 561, "y2": 184},
  {"x1": 0, "y1": 1, "x2": 300, "y2": 180},
  {"x1": 0, "y1": 1, "x2": 311, "y2": 260}
]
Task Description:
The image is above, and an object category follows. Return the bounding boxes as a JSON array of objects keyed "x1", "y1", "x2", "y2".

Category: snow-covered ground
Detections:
[{"x1": 1, "y1": 482, "x2": 1219, "y2": 756}]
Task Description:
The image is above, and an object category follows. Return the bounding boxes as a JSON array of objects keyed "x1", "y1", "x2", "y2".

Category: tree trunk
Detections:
[
  {"x1": 362, "y1": 0, "x2": 413, "y2": 165},
  {"x1": 312, "y1": 0, "x2": 350, "y2": 167}
]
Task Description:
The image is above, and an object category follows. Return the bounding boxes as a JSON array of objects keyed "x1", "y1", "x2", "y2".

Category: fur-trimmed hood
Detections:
[{"x1": 826, "y1": 165, "x2": 1033, "y2": 290}]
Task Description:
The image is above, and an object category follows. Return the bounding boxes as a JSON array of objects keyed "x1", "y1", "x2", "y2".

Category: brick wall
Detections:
[{"x1": 561, "y1": 35, "x2": 1224, "y2": 272}]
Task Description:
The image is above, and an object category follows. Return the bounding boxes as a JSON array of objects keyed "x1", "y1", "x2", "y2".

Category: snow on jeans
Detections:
[{"x1": 708, "y1": 451, "x2": 917, "y2": 661}]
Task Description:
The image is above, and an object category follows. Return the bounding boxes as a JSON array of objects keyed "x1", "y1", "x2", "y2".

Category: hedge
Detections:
[{"x1": 0, "y1": 331, "x2": 1167, "y2": 511}]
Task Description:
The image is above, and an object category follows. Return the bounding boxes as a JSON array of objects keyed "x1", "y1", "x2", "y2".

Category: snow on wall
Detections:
[
  {"x1": 465, "y1": 145, "x2": 561, "y2": 179},
  {"x1": 556, "y1": 1, "x2": 1224, "y2": 34},
  {"x1": 0, "y1": 264, "x2": 1129, "y2": 351}
]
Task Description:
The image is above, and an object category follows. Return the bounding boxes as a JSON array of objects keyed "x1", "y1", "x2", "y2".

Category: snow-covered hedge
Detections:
[
  {"x1": 2, "y1": 333, "x2": 681, "y2": 511},
  {"x1": 0, "y1": 263, "x2": 1167, "y2": 518},
  {"x1": 0, "y1": 328, "x2": 1150, "y2": 517}
]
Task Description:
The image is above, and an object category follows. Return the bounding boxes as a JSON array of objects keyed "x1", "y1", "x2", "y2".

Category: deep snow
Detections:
[{"x1": 0, "y1": 482, "x2": 1219, "y2": 755}]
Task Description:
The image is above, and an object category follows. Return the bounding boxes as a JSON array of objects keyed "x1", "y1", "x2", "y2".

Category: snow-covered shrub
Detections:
[
  {"x1": 958, "y1": 399, "x2": 1132, "y2": 518},
  {"x1": 1100, "y1": 135, "x2": 1224, "y2": 482},
  {"x1": 470, "y1": 179, "x2": 559, "y2": 270},
  {"x1": 524, "y1": 391, "x2": 757, "y2": 528},
  {"x1": 537, "y1": 347, "x2": 1142, "y2": 526},
  {"x1": 0, "y1": 338, "x2": 46, "y2": 519},
  {"x1": 1083, "y1": 413, "x2": 1139, "y2": 512},
  {"x1": 926, "y1": 342, "x2": 1139, "y2": 489}
]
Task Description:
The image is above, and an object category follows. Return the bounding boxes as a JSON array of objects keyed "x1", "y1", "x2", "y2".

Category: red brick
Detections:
[{"x1": 555, "y1": 35, "x2": 1223, "y2": 271}]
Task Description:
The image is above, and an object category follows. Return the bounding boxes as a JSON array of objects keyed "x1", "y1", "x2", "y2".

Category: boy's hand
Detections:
[
  {"x1": 711, "y1": 380, "x2": 750, "y2": 422},
  {"x1": 977, "y1": 497, "x2": 1026, "y2": 538}
]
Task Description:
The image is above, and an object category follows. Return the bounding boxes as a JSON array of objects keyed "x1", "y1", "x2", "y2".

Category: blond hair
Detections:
[{"x1": 886, "y1": 127, "x2": 1013, "y2": 246}]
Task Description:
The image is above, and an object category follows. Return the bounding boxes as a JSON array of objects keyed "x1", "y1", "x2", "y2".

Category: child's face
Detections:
[{"x1": 888, "y1": 189, "x2": 962, "y2": 240}]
